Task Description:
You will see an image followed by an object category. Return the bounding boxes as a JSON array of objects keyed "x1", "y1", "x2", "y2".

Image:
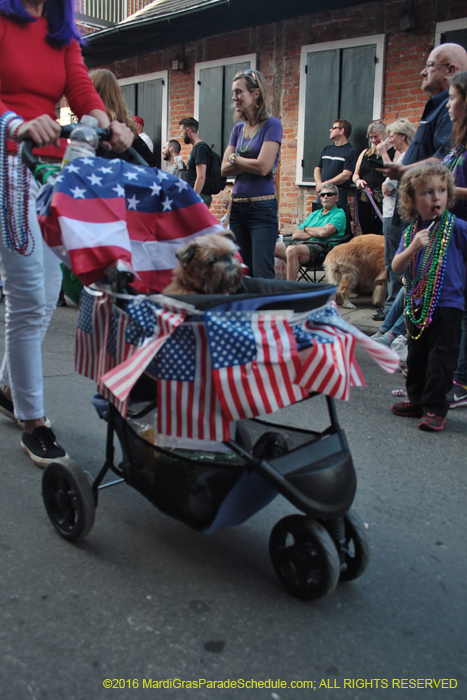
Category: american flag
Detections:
[
  {"x1": 76, "y1": 289, "x2": 185, "y2": 416},
  {"x1": 148, "y1": 322, "x2": 233, "y2": 442},
  {"x1": 100, "y1": 297, "x2": 185, "y2": 411},
  {"x1": 205, "y1": 311, "x2": 308, "y2": 422},
  {"x1": 37, "y1": 157, "x2": 224, "y2": 293},
  {"x1": 291, "y1": 302, "x2": 399, "y2": 400}
]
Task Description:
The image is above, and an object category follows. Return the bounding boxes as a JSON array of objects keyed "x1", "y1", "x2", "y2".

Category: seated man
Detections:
[{"x1": 275, "y1": 184, "x2": 346, "y2": 281}]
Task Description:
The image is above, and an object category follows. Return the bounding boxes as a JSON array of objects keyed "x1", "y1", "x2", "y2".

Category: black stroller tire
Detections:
[
  {"x1": 269, "y1": 515, "x2": 340, "y2": 601},
  {"x1": 338, "y1": 510, "x2": 371, "y2": 582},
  {"x1": 42, "y1": 461, "x2": 95, "y2": 541}
]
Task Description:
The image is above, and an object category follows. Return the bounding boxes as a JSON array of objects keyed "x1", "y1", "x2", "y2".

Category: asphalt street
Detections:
[{"x1": 0, "y1": 296, "x2": 466, "y2": 700}]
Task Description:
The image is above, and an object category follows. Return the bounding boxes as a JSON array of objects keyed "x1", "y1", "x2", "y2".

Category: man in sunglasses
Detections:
[
  {"x1": 275, "y1": 184, "x2": 346, "y2": 281},
  {"x1": 314, "y1": 120, "x2": 357, "y2": 207}
]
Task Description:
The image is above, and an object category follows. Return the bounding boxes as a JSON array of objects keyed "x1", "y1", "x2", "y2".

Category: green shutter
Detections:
[
  {"x1": 442, "y1": 29, "x2": 467, "y2": 52},
  {"x1": 340, "y1": 45, "x2": 376, "y2": 156},
  {"x1": 303, "y1": 50, "x2": 339, "y2": 181},
  {"x1": 120, "y1": 84, "x2": 136, "y2": 115},
  {"x1": 137, "y1": 79, "x2": 164, "y2": 168},
  {"x1": 198, "y1": 66, "x2": 224, "y2": 155}
]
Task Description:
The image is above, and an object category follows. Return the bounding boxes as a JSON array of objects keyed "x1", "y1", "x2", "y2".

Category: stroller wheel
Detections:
[
  {"x1": 338, "y1": 510, "x2": 371, "y2": 582},
  {"x1": 269, "y1": 515, "x2": 340, "y2": 601},
  {"x1": 42, "y1": 461, "x2": 95, "y2": 541}
]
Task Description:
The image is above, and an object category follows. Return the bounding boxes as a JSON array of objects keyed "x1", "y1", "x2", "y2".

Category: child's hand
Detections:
[{"x1": 412, "y1": 228, "x2": 430, "y2": 251}]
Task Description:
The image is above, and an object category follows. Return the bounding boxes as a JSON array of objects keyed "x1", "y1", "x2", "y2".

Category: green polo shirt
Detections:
[{"x1": 298, "y1": 206, "x2": 346, "y2": 246}]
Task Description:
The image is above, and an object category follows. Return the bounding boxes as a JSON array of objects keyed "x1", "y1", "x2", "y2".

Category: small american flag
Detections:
[
  {"x1": 100, "y1": 298, "x2": 185, "y2": 412},
  {"x1": 75, "y1": 289, "x2": 185, "y2": 417},
  {"x1": 38, "y1": 157, "x2": 224, "y2": 293},
  {"x1": 75, "y1": 287, "x2": 114, "y2": 382},
  {"x1": 149, "y1": 322, "x2": 233, "y2": 442},
  {"x1": 205, "y1": 311, "x2": 308, "y2": 422}
]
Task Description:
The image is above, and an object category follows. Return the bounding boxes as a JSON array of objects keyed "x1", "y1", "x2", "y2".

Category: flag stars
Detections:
[
  {"x1": 125, "y1": 171, "x2": 139, "y2": 181},
  {"x1": 149, "y1": 182, "x2": 162, "y2": 197},
  {"x1": 66, "y1": 163, "x2": 81, "y2": 174},
  {"x1": 70, "y1": 186, "x2": 86, "y2": 199},
  {"x1": 127, "y1": 194, "x2": 140, "y2": 210},
  {"x1": 162, "y1": 197, "x2": 173, "y2": 212},
  {"x1": 87, "y1": 173, "x2": 103, "y2": 186},
  {"x1": 113, "y1": 184, "x2": 125, "y2": 197}
]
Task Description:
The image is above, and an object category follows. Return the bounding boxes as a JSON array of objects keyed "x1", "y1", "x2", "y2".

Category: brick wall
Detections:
[{"x1": 99, "y1": 0, "x2": 467, "y2": 230}]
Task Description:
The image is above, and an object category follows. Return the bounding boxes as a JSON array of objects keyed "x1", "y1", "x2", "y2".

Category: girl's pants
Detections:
[
  {"x1": 406, "y1": 307, "x2": 462, "y2": 418},
  {"x1": 0, "y1": 165, "x2": 62, "y2": 421}
]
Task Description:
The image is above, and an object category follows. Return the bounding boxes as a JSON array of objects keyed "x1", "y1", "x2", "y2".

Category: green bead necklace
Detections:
[
  {"x1": 239, "y1": 122, "x2": 262, "y2": 152},
  {"x1": 403, "y1": 210, "x2": 454, "y2": 340}
]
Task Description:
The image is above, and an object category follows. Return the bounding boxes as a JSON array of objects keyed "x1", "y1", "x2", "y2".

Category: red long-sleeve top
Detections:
[{"x1": 0, "y1": 14, "x2": 106, "y2": 157}]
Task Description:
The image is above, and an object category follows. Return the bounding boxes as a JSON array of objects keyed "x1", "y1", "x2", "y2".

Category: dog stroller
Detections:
[{"x1": 22, "y1": 137, "x2": 397, "y2": 601}]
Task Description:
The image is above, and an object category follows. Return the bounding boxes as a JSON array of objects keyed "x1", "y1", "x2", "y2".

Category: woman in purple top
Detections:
[{"x1": 221, "y1": 69, "x2": 282, "y2": 278}]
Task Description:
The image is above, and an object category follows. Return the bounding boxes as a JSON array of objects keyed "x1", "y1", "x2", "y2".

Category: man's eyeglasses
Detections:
[
  {"x1": 330, "y1": 125, "x2": 341, "y2": 130},
  {"x1": 321, "y1": 192, "x2": 337, "y2": 197},
  {"x1": 423, "y1": 61, "x2": 450, "y2": 72}
]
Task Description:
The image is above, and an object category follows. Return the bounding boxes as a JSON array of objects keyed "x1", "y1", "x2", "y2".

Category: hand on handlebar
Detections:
[
  {"x1": 16, "y1": 115, "x2": 62, "y2": 149},
  {"x1": 101, "y1": 121, "x2": 134, "y2": 153}
]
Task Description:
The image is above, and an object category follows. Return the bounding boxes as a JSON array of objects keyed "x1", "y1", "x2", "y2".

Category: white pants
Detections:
[{"x1": 0, "y1": 161, "x2": 62, "y2": 420}]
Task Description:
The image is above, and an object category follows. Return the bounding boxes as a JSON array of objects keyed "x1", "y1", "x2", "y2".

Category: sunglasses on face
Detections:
[{"x1": 321, "y1": 192, "x2": 336, "y2": 197}]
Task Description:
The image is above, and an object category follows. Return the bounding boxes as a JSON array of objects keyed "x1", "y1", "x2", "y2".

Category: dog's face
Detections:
[{"x1": 173, "y1": 232, "x2": 243, "y2": 295}]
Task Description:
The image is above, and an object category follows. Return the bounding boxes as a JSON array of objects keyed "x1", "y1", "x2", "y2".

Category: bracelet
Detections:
[
  {"x1": 8, "y1": 118, "x2": 24, "y2": 141},
  {"x1": 229, "y1": 152, "x2": 239, "y2": 165}
]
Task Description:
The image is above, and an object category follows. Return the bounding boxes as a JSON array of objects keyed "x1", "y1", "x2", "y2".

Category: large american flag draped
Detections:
[{"x1": 37, "y1": 157, "x2": 224, "y2": 293}]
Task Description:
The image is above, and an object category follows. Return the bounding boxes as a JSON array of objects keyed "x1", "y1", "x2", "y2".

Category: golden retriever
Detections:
[{"x1": 324, "y1": 234, "x2": 387, "y2": 309}]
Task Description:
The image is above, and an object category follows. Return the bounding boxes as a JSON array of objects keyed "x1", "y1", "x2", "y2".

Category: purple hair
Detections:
[{"x1": 0, "y1": 0, "x2": 82, "y2": 45}]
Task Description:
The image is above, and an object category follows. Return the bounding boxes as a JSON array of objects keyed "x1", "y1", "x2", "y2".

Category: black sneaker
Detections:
[
  {"x1": 446, "y1": 381, "x2": 467, "y2": 409},
  {"x1": 0, "y1": 389, "x2": 51, "y2": 428},
  {"x1": 0, "y1": 390, "x2": 15, "y2": 422},
  {"x1": 371, "y1": 308, "x2": 387, "y2": 322},
  {"x1": 21, "y1": 426, "x2": 68, "y2": 468}
]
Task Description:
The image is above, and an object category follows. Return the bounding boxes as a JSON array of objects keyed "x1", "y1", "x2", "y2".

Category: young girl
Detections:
[{"x1": 390, "y1": 164, "x2": 467, "y2": 431}]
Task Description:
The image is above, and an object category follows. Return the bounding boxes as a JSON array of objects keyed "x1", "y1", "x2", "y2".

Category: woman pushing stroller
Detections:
[{"x1": 0, "y1": 0, "x2": 133, "y2": 466}]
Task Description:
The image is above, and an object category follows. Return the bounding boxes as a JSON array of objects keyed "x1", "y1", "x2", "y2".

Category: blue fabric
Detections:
[
  {"x1": 229, "y1": 198, "x2": 278, "y2": 278},
  {"x1": 381, "y1": 286, "x2": 405, "y2": 336},
  {"x1": 454, "y1": 284, "x2": 467, "y2": 385}
]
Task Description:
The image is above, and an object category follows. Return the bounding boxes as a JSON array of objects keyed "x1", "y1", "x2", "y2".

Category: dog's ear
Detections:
[{"x1": 175, "y1": 241, "x2": 197, "y2": 267}]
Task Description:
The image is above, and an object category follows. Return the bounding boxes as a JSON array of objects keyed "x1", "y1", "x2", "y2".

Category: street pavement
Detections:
[{"x1": 0, "y1": 293, "x2": 466, "y2": 700}]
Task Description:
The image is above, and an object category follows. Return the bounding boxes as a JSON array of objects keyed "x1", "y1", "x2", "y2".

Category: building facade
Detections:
[{"x1": 84, "y1": 0, "x2": 467, "y2": 231}]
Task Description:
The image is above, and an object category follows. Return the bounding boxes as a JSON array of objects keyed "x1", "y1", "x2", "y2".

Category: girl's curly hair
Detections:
[{"x1": 398, "y1": 164, "x2": 455, "y2": 221}]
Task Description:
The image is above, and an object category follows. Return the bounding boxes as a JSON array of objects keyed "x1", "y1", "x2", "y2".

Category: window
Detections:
[
  {"x1": 194, "y1": 54, "x2": 256, "y2": 156},
  {"x1": 119, "y1": 71, "x2": 168, "y2": 168},
  {"x1": 296, "y1": 35, "x2": 385, "y2": 185},
  {"x1": 435, "y1": 18, "x2": 467, "y2": 51}
]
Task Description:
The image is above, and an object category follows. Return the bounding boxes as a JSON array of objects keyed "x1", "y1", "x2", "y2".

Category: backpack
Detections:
[{"x1": 194, "y1": 143, "x2": 227, "y2": 195}]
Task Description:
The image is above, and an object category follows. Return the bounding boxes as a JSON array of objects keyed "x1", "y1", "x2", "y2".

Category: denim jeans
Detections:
[
  {"x1": 383, "y1": 217, "x2": 403, "y2": 311},
  {"x1": 381, "y1": 285, "x2": 405, "y2": 337},
  {"x1": 229, "y1": 198, "x2": 278, "y2": 278},
  {"x1": 0, "y1": 163, "x2": 62, "y2": 420}
]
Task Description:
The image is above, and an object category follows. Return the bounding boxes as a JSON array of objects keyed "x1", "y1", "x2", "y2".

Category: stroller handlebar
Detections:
[{"x1": 20, "y1": 125, "x2": 147, "y2": 183}]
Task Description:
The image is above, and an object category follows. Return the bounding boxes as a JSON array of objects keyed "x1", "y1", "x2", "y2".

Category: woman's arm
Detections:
[
  {"x1": 221, "y1": 144, "x2": 241, "y2": 177},
  {"x1": 230, "y1": 140, "x2": 280, "y2": 177},
  {"x1": 392, "y1": 229, "x2": 429, "y2": 274},
  {"x1": 352, "y1": 150, "x2": 367, "y2": 189}
]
